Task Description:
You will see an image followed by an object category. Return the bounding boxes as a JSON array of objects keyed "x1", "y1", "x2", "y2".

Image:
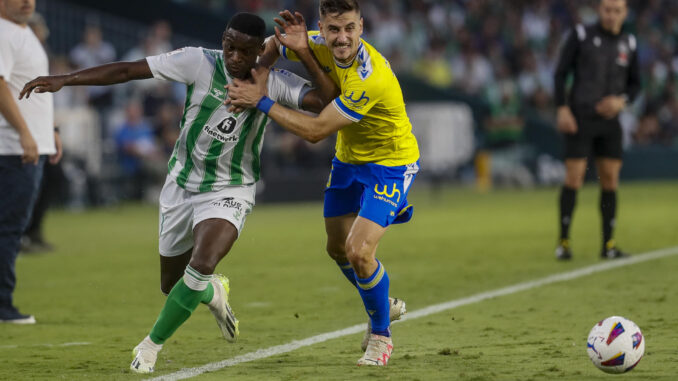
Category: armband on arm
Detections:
[{"x1": 256, "y1": 96, "x2": 275, "y2": 114}]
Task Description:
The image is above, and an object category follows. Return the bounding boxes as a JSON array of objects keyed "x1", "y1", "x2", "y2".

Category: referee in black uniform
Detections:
[{"x1": 553, "y1": 0, "x2": 641, "y2": 260}]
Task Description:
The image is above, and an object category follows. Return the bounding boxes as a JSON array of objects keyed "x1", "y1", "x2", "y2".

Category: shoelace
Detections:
[
  {"x1": 365, "y1": 337, "x2": 391, "y2": 357},
  {"x1": 136, "y1": 347, "x2": 157, "y2": 363}
]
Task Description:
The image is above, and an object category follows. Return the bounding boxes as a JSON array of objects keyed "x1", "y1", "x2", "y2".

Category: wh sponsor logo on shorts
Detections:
[{"x1": 373, "y1": 183, "x2": 400, "y2": 207}]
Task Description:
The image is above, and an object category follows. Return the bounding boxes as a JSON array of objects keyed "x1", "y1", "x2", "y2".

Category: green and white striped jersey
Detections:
[{"x1": 146, "y1": 47, "x2": 310, "y2": 192}]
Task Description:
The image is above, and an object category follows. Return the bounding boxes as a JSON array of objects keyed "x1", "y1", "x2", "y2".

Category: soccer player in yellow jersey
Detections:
[{"x1": 227, "y1": 0, "x2": 419, "y2": 366}]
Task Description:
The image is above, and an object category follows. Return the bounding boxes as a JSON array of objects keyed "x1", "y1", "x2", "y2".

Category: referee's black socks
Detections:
[
  {"x1": 559, "y1": 186, "x2": 577, "y2": 241},
  {"x1": 600, "y1": 190, "x2": 617, "y2": 249}
]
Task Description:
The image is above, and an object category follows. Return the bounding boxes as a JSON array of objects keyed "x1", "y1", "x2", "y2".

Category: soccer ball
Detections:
[{"x1": 586, "y1": 316, "x2": 644, "y2": 374}]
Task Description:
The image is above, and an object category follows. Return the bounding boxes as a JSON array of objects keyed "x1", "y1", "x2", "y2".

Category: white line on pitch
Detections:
[
  {"x1": 0, "y1": 342, "x2": 91, "y2": 349},
  {"x1": 148, "y1": 245, "x2": 678, "y2": 381}
]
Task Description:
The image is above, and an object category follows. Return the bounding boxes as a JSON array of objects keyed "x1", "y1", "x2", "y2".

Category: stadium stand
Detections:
[{"x1": 35, "y1": 0, "x2": 678, "y2": 204}]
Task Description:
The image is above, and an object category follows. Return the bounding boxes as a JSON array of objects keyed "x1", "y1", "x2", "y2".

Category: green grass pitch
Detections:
[{"x1": 1, "y1": 181, "x2": 677, "y2": 380}]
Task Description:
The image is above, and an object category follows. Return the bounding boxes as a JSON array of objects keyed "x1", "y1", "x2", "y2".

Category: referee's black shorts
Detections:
[{"x1": 564, "y1": 116, "x2": 623, "y2": 159}]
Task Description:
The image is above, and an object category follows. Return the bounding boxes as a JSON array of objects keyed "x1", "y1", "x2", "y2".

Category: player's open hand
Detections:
[
  {"x1": 20, "y1": 75, "x2": 67, "y2": 99},
  {"x1": 225, "y1": 66, "x2": 268, "y2": 113},
  {"x1": 274, "y1": 10, "x2": 309, "y2": 53},
  {"x1": 225, "y1": 68, "x2": 270, "y2": 109},
  {"x1": 556, "y1": 106, "x2": 578, "y2": 134},
  {"x1": 595, "y1": 95, "x2": 626, "y2": 119}
]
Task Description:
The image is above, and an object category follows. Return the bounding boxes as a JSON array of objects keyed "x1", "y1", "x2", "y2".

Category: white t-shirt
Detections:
[
  {"x1": 146, "y1": 47, "x2": 310, "y2": 192},
  {"x1": 0, "y1": 17, "x2": 55, "y2": 155}
]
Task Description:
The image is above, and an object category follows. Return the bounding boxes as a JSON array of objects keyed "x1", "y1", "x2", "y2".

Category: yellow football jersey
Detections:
[{"x1": 280, "y1": 31, "x2": 419, "y2": 166}]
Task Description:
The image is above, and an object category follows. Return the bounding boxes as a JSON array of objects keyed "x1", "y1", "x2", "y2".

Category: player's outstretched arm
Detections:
[
  {"x1": 20, "y1": 59, "x2": 153, "y2": 99},
  {"x1": 266, "y1": 97, "x2": 351, "y2": 143},
  {"x1": 227, "y1": 68, "x2": 350, "y2": 143},
  {"x1": 274, "y1": 10, "x2": 339, "y2": 105}
]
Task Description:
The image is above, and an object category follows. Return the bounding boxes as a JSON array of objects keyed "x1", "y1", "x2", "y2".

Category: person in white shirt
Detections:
[
  {"x1": 0, "y1": 0, "x2": 61, "y2": 325},
  {"x1": 21, "y1": 12, "x2": 326, "y2": 373}
]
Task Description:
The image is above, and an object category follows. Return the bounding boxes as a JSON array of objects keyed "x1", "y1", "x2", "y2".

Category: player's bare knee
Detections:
[
  {"x1": 188, "y1": 256, "x2": 218, "y2": 276},
  {"x1": 344, "y1": 242, "x2": 372, "y2": 271}
]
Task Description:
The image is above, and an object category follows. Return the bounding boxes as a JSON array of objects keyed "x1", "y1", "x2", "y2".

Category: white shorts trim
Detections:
[{"x1": 158, "y1": 177, "x2": 255, "y2": 257}]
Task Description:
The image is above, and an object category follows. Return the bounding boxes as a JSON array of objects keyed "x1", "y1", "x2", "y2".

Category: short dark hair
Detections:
[
  {"x1": 225, "y1": 12, "x2": 266, "y2": 39},
  {"x1": 319, "y1": 0, "x2": 360, "y2": 17}
]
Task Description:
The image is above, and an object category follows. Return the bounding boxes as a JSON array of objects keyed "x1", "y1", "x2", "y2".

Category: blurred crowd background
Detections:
[{"x1": 27, "y1": 0, "x2": 678, "y2": 209}]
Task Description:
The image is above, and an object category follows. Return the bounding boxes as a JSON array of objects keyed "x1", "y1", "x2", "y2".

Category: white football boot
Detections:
[
  {"x1": 130, "y1": 336, "x2": 162, "y2": 374},
  {"x1": 361, "y1": 297, "x2": 406, "y2": 351},
  {"x1": 357, "y1": 334, "x2": 393, "y2": 366},
  {"x1": 207, "y1": 274, "x2": 239, "y2": 342}
]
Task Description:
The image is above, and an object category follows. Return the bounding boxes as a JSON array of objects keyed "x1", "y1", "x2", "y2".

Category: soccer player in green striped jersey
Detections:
[{"x1": 21, "y1": 13, "x2": 325, "y2": 373}]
